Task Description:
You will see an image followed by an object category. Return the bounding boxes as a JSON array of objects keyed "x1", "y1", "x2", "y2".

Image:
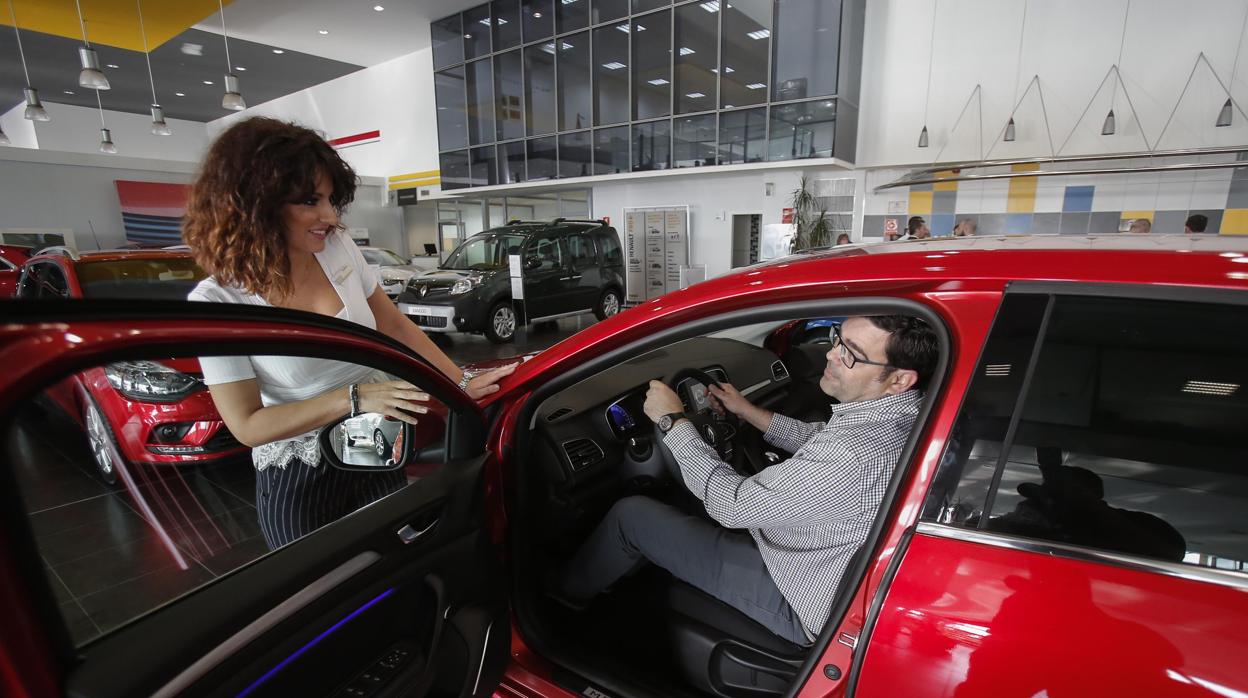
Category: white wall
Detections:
[
  {"x1": 208, "y1": 48, "x2": 439, "y2": 179},
  {"x1": 30, "y1": 102, "x2": 208, "y2": 162},
  {"x1": 0, "y1": 102, "x2": 38, "y2": 149},
  {"x1": 858, "y1": 0, "x2": 1248, "y2": 167}
]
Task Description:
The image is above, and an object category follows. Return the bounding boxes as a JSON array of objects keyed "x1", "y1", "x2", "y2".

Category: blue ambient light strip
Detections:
[{"x1": 236, "y1": 587, "x2": 396, "y2": 698}]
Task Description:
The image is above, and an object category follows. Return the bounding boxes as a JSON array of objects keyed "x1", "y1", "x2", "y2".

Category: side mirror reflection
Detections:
[
  {"x1": 524, "y1": 256, "x2": 542, "y2": 270},
  {"x1": 320, "y1": 412, "x2": 410, "y2": 471}
]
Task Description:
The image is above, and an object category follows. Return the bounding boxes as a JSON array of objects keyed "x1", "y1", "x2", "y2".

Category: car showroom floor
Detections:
[{"x1": 14, "y1": 313, "x2": 593, "y2": 645}]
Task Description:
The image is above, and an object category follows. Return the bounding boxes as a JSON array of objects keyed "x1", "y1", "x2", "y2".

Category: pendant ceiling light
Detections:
[
  {"x1": 75, "y1": 0, "x2": 110, "y2": 90},
  {"x1": 95, "y1": 91, "x2": 116, "y2": 153},
  {"x1": 218, "y1": 0, "x2": 246, "y2": 111},
  {"x1": 136, "y1": 0, "x2": 171, "y2": 135},
  {"x1": 1103, "y1": 1, "x2": 1131, "y2": 136},
  {"x1": 1004, "y1": 0, "x2": 1028, "y2": 143},
  {"x1": 1219, "y1": 10, "x2": 1247, "y2": 127},
  {"x1": 1101, "y1": 109, "x2": 1117, "y2": 136},
  {"x1": 918, "y1": 0, "x2": 938, "y2": 147},
  {"x1": 7, "y1": 0, "x2": 49, "y2": 122}
]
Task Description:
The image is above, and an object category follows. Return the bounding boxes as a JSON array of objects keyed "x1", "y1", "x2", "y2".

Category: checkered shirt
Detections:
[{"x1": 664, "y1": 389, "x2": 922, "y2": 640}]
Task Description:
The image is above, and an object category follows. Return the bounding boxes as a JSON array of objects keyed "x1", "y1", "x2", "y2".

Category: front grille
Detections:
[
  {"x1": 205, "y1": 427, "x2": 242, "y2": 452},
  {"x1": 415, "y1": 315, "x2": 449, "y2": 328},
  {"x1": 407, "y1": 283, "x2": 453, "y2": 300}
]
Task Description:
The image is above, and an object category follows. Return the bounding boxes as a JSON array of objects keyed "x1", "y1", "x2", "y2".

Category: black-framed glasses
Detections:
[{"x1": 831, "y1": 325, "x2": 894, "y2": 370}]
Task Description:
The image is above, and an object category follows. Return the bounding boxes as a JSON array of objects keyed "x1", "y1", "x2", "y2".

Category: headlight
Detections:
[
  {"x1": 105, "y1": 360, "x2": 201, "y2": 402},
  {"x1": 450, "y1": 277, "x2": 483, "y2": 295}
]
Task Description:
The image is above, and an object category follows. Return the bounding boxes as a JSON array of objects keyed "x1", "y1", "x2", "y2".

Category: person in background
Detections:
[
  {"x1": 183, "y1": 117, "x2": 516, "y2": 550},
  {"x1": 953, "y1": 218, "x2": 978, "y2": 237},
  {"x1": 1128, "y1": 218, "x2": 1151, "y2": 234},
  {"x1": 835, "y1": 233, "x2": 852, "y2": 246},
  {"x1": 1184, "y1": 214, "x2": 1208, "y2": 234},
  {"x1": 900, "y1": 216, "x2": 930, "y2": 240}
]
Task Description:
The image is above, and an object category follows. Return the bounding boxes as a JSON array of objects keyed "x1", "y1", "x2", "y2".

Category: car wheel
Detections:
[
  {"x1": 373, "y1": 429, "x2": 390, "y2": 460},
  {"x1": 485, "y1": 302, "x2": 517, "y2": 343},
  {"x1": 84, "y1": 399, "x2": 119, "y2": 485},
  {"x1": 595, "y1": 288, "x2": 622, "y2": 321}
]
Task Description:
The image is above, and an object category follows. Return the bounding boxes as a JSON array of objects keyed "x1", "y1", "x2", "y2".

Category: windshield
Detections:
[
  {"x1": 77, "y1": 258, "x2": 208, "y2": 300},
  {"x1": 443, "y1": 234, "x2": 527, "y2": 271},
  {"x1": 361, "y1": 248, "x2": 406, "y2": 266}
]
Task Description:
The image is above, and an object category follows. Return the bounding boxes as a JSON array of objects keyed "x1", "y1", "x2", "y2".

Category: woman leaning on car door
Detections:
[{"x1": 183, "y1": 117, "x2": 515, "y2": 550}]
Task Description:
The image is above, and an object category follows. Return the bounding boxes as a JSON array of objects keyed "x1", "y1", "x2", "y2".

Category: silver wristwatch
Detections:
[{"x1": 657, "y1": 412, "x2": 686, "y2": 434}]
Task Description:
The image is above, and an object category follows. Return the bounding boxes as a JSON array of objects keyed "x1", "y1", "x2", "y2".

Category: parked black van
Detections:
[{"x1": 397, "y1": 219, "x2": 626, "y2": 343}]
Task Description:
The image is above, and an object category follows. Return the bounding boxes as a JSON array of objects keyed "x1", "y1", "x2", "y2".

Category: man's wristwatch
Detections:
[{"x1": 657, "y1": 412, "x2": 686, "y2": 434}]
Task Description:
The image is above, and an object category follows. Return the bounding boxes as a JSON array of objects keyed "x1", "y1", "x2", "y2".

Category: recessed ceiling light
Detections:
[
  {"x1": 175, "y1": 92, "x2": 185, "y2": 97},
  {"x1": 647, "y1": 78, "x2": 669, "y2": 85},
  {"x1": 373, "y1": 4, "x2": 384, "y2": 10},
  {"x1": 272, "y1": 49, "x2": 285, "y2": 54},
  {"x1": 63, "y1": 90, "x2": 75, "y2": 94},
  {"x1": 318, "y1": 29, "x2": 329, "y2": 35},
  {"x1": 235, "y1": 66, "x2": 246, "y2": 71},
  {"x1": 106, "y1": 63, "x2": 119, "y2": 69},
  {"x1": 747, "y1": 29, "x2": 770, "y2": 40},
  {"x1": 679, "y1": 47, "x2": 695, "y2": 56},
  {"x1": 533, "y1": 11, "x2": 542, "y2": 17},
  {"x1": 602, "y1": 61, "x2": 626, "y2": 70},
  {"x1": 723, "y1": 66, "x2": 734, "y2": 73},
  {"x1": 700, "y1": 1, "x2": 720, "y2": 11},
  {"x1": 686, "y1": 92, "x2": 705, "y2": 98},
  {"x1": 203, "y1": 80, "x2": 214, "y2": 85},
  {"x1": 745, "y1": 83, "x2": 765, "y2": 90}
]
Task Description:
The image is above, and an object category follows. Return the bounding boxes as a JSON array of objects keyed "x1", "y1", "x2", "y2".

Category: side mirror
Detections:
[
  {"x1": 319, "y1": 412, "x2": 413, "y2": 471},
  {"x1": 524, "y1": 256, "x2": 542, "y2": 270}
]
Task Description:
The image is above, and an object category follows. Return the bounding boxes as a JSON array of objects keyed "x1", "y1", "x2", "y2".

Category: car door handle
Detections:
[{"x1": 396, "y1": 516, "x2": 439, "y2": 544}]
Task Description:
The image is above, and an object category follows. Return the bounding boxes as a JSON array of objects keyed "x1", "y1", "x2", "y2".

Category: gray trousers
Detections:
[{"x1": 561, "y1": 495, "x2": 809, "y2": 645}]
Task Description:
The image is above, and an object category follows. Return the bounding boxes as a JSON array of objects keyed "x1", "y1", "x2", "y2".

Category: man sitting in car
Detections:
[{"x1": 555, "y1": 315, "x2": 938, "y2": 645}]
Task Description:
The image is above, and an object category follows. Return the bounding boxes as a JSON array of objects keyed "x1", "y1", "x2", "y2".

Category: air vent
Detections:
[
  {"x1": 985, "y1": 364, "x2": 1011, "y2": 377},
  {"x1": 771, "y1": 361, "x2": 790, "y2": 381},
  {"x1": 547, "y1": 407, "x2": 573, "y2": 421},
  {"x1": 561, "y1": 438, "x2": 604, "y2": 471}
]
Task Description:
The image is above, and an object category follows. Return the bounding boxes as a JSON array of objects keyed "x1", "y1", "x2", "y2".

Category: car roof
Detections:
[
  {"x1": 26, "y1": 248, "x2": 194, "y2": 265},
  {"x1": 729, "y1": 234, "x2": 1248, "y2": 291},
  {"x1": 468, "y1": 220, "x2": 611, "y2": 239}
]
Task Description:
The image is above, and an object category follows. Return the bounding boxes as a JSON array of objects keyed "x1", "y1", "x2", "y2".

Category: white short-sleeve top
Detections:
[{"x1": 188, "y1": 231, "x2": 386, "y2": 470}]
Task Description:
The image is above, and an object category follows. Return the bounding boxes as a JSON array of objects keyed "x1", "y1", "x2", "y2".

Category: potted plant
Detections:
[{"x1": 788, "y1": 175, "x2": 832, "y2": 252}]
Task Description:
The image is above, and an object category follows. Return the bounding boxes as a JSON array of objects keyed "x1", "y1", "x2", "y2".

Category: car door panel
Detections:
[
  {"x1": 0, "y1": 302, "x2": 509, "y2": 698},
  {"x1": 522, "y1": 237, "x2": 572, "y2": 318},
  {"x1": 854, "y1": 529, "x2": 1248, "y2": 697}
]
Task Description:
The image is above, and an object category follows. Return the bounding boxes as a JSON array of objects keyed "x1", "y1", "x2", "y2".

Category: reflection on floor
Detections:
[
  {"x1": 15, "y1": 312, "x2": 603, "y2": 647},
  {"x1": 14, "y1": 408, "x2": 265, "y2": 646},
  {"x1": 437, "y1": 313, "x2": 600, "y2": 366}
]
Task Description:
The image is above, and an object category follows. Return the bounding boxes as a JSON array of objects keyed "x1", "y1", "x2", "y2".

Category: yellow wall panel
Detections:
[
  {"x1": 908, "y1": 191, "x2": 933, "y2": 215},
  {"x1": 933, "y1": 170, "x2": 959, "y2": 192},
  {"x1": 1121, "y1": 210, "x2": 1154, "y2": 222},
  {"x1": 1221, "y1": 209, "x2": 1248, "y2": 235}
]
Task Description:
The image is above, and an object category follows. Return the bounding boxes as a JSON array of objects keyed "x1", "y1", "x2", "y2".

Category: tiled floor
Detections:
[{"x1": 12, "y1": 311, "x2": 598, "y2": 646}]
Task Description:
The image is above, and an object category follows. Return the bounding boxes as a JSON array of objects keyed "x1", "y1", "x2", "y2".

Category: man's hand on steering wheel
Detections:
[{"x1": 643, "y1": 380, "x2": 685, "y2": 424}]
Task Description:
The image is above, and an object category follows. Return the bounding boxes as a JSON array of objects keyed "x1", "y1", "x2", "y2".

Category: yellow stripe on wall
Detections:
[
  {"x1": 389, "y1": 178, "x2": 441, "y2": 191},
  {"x1": 1222, "y1": 209, "x2": 1248, "y2": 235},
  {"x1": 1121, "y1": 210, "x2": 1154, "y2": 222},
  {"x1": 933, "y1": 169, "x2": 959, "y2": 192},
  {"x1": 388, "y1": 169, "x2": 441, "y2": 182},
  {"x1": 908, "y1": 191, "x2": 933, "y2": 215},
  {"x1": 1006, "y1": 162, "x2": 1040, "y2": 213}
]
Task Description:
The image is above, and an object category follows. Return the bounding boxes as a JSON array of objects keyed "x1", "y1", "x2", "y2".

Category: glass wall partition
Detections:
[{"x1": 432, "y1": 0, "x2": 861, "y2": 189}]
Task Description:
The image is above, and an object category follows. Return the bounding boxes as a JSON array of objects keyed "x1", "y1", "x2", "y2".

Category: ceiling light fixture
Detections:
[
  {"x1": 746, "y1": 29, "x2": 769, "y2": 40},
  {"x1": 1218, "y1": 8, "x2": 1248, "y2": 127},
  {"x1": 203, "y1": 80, "x2": 214, "y2": 85},
  {"x1": 918, "y1": 0, "x2": 937, "y2": 147},
  {"x1": 686, "y1": 92, "x2": 705, "y2": 98},
  {"x1": 106, "y1": 63, "x2": 119, "y2": 68},
  {"x1": 272, "y1": 48, "x2": 284, "y2": 54},
  {"x1": 95, "y1": 91, "x2": 116, "y2": 153},
  {"x1": 1103, "y1": 0, "x2": 1131, "y2": 136},
  {"x1": 137, "y1": 0, "x2": 171, "y2": 135},
  {"x1": 7, "y1": 0, "x2": 49, "y2": 122},
  {"x1": 318, "y1": 29, "x2": 329, "y2": 35},
  {"x1": 74, "y1": 1, "x2": 110, "y2": 89},
  {"x1": 533, "y1": 12, "x2": 542, "y2": 18},
  {"x1": 745, "y1": 82, "x2": 765, "y2": 89},
  {"x1": 648, "y1": 78, "x2": 669, "y2": 86},
  {"x1": 217, "y1": 0, "x2": 246, "y2": 110},
  {"x1": 236, "y1": 66, "x2": 246, "y2": 71},
  {"x1": 373, "y1": 5, "x2": 384, "y2": 11},
  {"x1": 1004, "y1": 0, "x2": 1028, "y2": 142},
  {"x1": 602, "y1": 61, "x2": 626, "y2": 70},
  {"x1": 64, "y1": 90, "x2": 75, "y2": 94},
  {"x1": 679, "y1": 47, "x2": 694, "y2": 55},
  {"x1": 700, "y1": 1, "x2": 720, "y2": 11},
  {"x1": 175, "y1": 92, "x2": 185, "y2": 97}
]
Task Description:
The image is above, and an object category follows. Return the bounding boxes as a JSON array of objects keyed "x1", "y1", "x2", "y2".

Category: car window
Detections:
[
  {"x1": 76, "y1": 258, "x2": 207, "y2": 300},
  {"x1": 444, "y1": 234, "x2": 526, "y2": 270},
  {"x1": 22, "y1": 262, "x2": 69, "y2": 299},
  {"x1": 925, "y1": 293, "x2": 1248, "y2": 569},
  {"x1": 567, "y1": 232, "x2": 597, "y2": 268},
  {"x1": 598, "y1": 231, "x2": 623, "y2": 266},
  {"x1": 527, "y1": 236, "x2": 564, "y2": 271},
  {"x1": 6, "y1": 353, "x2": 453, "y2": 646},
  {"x1": 361, "y1": 248, "x2": 406, "y2": 266}
]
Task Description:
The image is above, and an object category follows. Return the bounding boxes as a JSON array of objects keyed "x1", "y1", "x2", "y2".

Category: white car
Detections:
[
  {"x1": 342, "y1": 412, "x2": 403, "y2": 462},
  {"x1": 360, "y1": 247, "x2": 425, "y2": 301}
]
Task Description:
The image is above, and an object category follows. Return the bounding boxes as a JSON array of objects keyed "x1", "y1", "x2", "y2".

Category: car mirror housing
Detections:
[
  {"x1": 524, "y1": 256, "x2": 542, "y2": 270},
  {"x1": 319, "y1": 412, "x2": 414, "y2": 472}
]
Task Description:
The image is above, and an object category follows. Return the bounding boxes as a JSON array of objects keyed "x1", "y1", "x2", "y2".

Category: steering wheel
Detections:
[{"x1": 655, "y1": 368, "x2": 746, "y2": 480}]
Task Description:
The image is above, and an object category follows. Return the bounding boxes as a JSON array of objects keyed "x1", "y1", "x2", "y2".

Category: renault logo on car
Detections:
[{"x1": 418, "y1": 285, "x2": 427, "y2": 297}]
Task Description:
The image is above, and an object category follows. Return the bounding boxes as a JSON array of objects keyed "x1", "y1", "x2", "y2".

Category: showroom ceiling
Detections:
[{"x1": 0, "y1": 0, "x2": 484, "y2": 123}]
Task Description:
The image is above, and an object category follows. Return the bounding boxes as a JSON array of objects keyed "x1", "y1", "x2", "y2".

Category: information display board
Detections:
[{"x1": 623, "y1": 206, "x2": 690, "y2": 303}]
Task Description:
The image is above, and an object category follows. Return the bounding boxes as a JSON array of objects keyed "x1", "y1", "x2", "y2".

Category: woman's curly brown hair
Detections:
[{"x1": 183, "y1": 117, "x2": 357, "y2": 300}]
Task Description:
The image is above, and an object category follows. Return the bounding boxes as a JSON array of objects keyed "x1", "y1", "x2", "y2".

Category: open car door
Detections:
[{"x1": 0, "y1": 300, "x2": 510, "y2": 698}]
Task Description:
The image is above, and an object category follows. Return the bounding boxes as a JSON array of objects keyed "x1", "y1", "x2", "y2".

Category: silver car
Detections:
[{"x1": 360, "y1": 247, "x2": 425, "y2": 301}]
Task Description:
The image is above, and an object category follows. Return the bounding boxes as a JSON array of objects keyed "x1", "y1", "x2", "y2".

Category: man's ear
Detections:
[{"x1": 885, "y1": 368, "x2": 919, "y2": 395}]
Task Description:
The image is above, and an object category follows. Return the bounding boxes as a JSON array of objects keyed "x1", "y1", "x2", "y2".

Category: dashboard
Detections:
[{"x1": 535, "y1": 337, "x2": 790, "y2": 481}]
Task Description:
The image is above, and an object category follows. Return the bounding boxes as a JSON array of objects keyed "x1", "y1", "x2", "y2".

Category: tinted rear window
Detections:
[{"x1": 77, "y1": 258, "x2": 208, "y2": 300}]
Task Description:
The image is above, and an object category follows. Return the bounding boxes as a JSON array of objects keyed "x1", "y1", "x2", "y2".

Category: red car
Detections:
[
  {"x1": 14, "y1": 247, "x2": 246, "y2": 483},
  {"x1": 0, "y1": 244, "x2": 33, "y2": 297},
  {"x1": 3, "y1": 235, "x2": 1248, "y2": 698}
]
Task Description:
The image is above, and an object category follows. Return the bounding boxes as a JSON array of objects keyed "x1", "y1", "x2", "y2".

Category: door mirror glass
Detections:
[
  {"x1": 525, "y1": 255, "x2": 543, "y2": 270},
  {"x1": 320, "y1": 409, "x2": 446, "y2": 471}
]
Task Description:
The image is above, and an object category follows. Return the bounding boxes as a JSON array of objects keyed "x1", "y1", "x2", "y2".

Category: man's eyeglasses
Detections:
[{"x1": 830, "y1": 325, "x2": 894, "y2": 370}]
